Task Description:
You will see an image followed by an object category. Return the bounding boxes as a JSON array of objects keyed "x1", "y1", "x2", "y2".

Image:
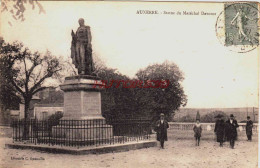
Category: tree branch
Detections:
[
  {"x1": 33, "y1": 65, "x2": 43, "y2": 85},
  {"x1": 22, "y1": 55, "x2": 29, "y2": 93},
  {"x1": 31, "y1": 86, "x2": 47, "y2": 95},
  {"x1": 27, "y1": 53, "x2": 41, "y2": 78},
  {"x1": 29, "y1": 68, "x2": 61, "y2": 94},
  {"x1": 10, "y1": 79, "x2": 25, "y2": 98}
]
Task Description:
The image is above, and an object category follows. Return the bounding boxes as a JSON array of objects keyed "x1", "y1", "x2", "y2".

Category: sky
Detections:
[{"x1": 0, "y1": 1, "x2": 259, "y2": 108}]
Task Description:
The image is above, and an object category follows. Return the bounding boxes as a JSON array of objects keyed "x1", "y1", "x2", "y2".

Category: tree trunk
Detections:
[{"x1": 22, "y1": 99, "x2": 30, "y2": 140}]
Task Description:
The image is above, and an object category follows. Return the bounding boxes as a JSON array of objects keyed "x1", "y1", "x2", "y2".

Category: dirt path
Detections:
[{"x1": 0, "y1": 137, "x2": 258, "y2": 168}]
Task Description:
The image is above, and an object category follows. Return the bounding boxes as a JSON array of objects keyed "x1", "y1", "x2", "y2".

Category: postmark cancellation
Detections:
[{"x1": 216, "y1": 2, "x2": 260, "y2": 53}]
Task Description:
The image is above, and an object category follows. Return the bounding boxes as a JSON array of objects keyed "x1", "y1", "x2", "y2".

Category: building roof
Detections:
[{"x1": 34, "y1": 103, "x2": 64, "y2": 107}]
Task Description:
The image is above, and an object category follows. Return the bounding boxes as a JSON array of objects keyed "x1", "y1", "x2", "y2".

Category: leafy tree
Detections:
[
  {"x1": 96, "y1": 66, "x2": 137, "y2": 119},
  {"x1": 0, "y1": 37, "x2": 21, "y2": 125},
  {"x1": 134, "y1": 61, "x2": 187, "y2": 121},
  {"x1": 96, "y1": 60, "x2": 187, "y2": 121},
  {"x1": 0, "y1": 40, "x2": 64, "y2": 138},
  {"x1": 0, "y1": 57, "x2": 21, "y2": 109},
  {"x1": 0, "y1": 38, "x2": 21, "y2": 116},
  {"x1": 0, "y1": 72, "x2": 21, "y2": 125},
  {"x1": 200, "y1": 111, "x2": 228, "y2": 123}
]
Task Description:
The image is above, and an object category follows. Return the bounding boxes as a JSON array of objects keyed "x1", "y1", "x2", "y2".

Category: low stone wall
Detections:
[
  {"x1": 169, "y1": 122, "x2": 259, "y2": 132},
  {"x1": 6, "y1": 140, "x2": 157, "y2": 155}
]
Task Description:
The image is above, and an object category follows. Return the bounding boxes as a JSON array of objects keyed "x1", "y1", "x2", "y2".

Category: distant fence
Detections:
[
  {"x1": 11, "y1": 118, "x2": 152, "y2": 148},
  {"x1": 169, "y1": 122, "x2": 259, "y2": 132}
]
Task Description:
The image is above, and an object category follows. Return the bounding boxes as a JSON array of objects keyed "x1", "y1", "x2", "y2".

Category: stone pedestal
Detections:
[
  {"x1": 60, "y1": 75, "x2": 105, "y2": 120},
  {"x1": 52, "y1": 75, "x2": 113, "y2": 143}
]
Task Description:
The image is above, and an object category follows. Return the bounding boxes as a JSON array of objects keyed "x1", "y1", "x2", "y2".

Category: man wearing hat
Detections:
[
  {"x1": 155, "y1": 113, "x2": 169, "y2": 149},
  {"x1": 246, "y1": 116, "x2": 253, "y2": 141},
  {"x1": 225, "y1": 114, "x2": 239, "y2": 149},
  {"x1": 214, "y1": 114, "x2": 225, "y2": 147}
]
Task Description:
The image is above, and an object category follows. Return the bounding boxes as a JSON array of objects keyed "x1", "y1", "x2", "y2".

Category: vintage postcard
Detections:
[{"x1": 0, "y1": 1, "x2": 259, "y2": 168}]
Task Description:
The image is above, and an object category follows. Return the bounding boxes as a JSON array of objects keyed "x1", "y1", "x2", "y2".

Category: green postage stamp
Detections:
[{"x1": 216, "y1": 2, "x2": 259, "y2": 53}]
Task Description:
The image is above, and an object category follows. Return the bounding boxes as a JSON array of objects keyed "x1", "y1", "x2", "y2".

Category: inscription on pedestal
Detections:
[
  {"x1": 83, "y1": 92, "x2": 101, "y2": 117},
  {"x1": 61, "y1": 77, "x2": 104, "y2": 119},
  {"x1": 64, "y1": 91, "x2": 81, "y2": 117}
]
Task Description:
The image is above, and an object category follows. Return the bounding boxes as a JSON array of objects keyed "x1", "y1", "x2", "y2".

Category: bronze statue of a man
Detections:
[{"x1": 71, "y1": 18, "x2": 94, "y2": 75}]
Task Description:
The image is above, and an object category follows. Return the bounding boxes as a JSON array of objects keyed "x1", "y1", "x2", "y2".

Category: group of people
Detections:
[
  {"x1": 155, "y1": 113, "x2": 254, "y2": 149},
  {"x1": 213, "y1": 114, "x2": 253, "y2": 149}
]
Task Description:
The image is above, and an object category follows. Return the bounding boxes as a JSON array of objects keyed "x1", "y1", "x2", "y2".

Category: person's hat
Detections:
[
  {"x1": 160, "y1": 113, "x2": 165, "y2": 116},
  {"x1": 230, "y1": 114, "x2": 234, "y2": 117},
  {"x1": 214, "y1": 114, "x2": 224, "y2": 118},
  {"x1": 247, "y1": 116, "x2": 250, "y2": 119}
]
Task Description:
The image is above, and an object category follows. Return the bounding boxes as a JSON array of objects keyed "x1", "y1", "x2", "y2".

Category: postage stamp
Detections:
[{"x1": 216, "y1": 2, "x2": 260, "y2": 53}]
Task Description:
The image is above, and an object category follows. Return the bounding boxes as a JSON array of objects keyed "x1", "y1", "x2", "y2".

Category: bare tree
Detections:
[{"x1": 0, "y1": 40, "x2": 64, "y2": 138}]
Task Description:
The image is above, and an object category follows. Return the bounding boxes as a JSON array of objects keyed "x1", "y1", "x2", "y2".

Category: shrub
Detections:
[
  {"x1": 48, "y1": 111, "x2": 63, "y2": 126},
  {"x1": 179, "y1": 114, "x2": 195, "y2": 122},
  {"x1": 200, "y1": 111, "x2": 228, "y2": 123}
]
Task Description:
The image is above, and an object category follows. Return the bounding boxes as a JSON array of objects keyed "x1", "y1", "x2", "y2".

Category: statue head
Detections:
[
  {"x1": 239, "y1": 6, "x2": 243, "y2": 12},
  {"x1": 78, "y1": 18, "x2": 85, "y2": 26}
]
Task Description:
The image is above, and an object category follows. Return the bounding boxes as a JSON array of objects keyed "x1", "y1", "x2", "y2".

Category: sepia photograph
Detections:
[{"x1": 0, "y1": 1, "x2": 259, "y2": 168}]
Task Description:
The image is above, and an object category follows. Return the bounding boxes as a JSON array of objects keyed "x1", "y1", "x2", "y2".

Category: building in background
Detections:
[
  {"x1": 11, "y1": 95, "x2": 41, "y2": 120},
  {"x1": 6, "y1": 87, "x2": 64, "y2": 120},
  {"x1": 34, "y1": 103, "x2": 63, "y2": 120}
]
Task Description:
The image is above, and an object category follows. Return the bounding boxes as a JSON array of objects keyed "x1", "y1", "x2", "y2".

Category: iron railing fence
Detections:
[{"x1": 11, "y1": 118, "x2": 152, "y2": 148}]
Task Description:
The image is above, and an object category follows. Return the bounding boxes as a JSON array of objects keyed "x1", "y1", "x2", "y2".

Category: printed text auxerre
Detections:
[{"x1": 136, "y1": 10, "x2": 159, "y2": 14}]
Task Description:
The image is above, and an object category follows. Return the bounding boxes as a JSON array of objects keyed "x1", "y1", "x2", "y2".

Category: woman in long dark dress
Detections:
[{"x1": 214, "y1": 115, "x2": 225, "y2": 147}]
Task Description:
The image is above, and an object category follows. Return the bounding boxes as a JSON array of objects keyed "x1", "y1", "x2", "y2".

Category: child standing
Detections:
[{"x1": 193, "y1": 119, "x2": 202, "y2": 146}]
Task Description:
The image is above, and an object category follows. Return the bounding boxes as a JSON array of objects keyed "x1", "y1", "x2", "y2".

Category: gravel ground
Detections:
[{"x1": 0, "y1": 134, "x2": 258, "y2": 168}]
